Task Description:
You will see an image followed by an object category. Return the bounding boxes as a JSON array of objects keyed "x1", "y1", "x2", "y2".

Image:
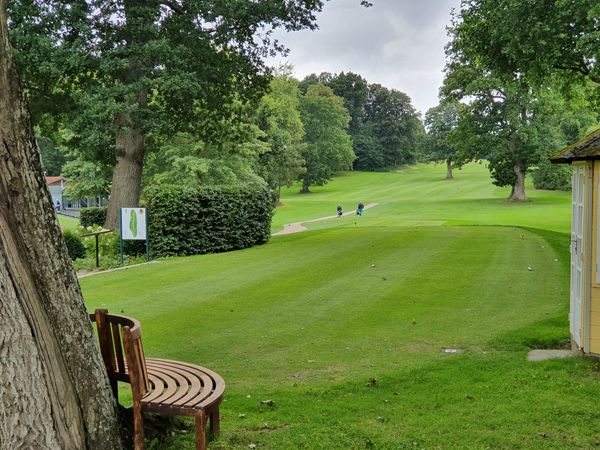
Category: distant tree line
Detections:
[{"x1": 300, "y1": 72, "x2": 424, "y2": 171}]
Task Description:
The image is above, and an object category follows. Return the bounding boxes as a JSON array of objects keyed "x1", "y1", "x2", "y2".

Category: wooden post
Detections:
[{"x1": 195, "y1": 412, "x2": 207, "y2": 450}]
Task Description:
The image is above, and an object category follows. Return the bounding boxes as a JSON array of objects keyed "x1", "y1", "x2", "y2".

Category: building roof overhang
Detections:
[{"x1": 550, "y1": 128, "x2": 600, "y2": 165}]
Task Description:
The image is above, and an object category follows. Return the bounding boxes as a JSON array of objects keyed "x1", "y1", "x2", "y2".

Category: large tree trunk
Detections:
[
  {"x1": 507, "y1": 134, "x2": 528, "y2": 202},
  {"x1": 445, "y1": 159, "x2": 453, "y2": 179},
  {"x1": 0, "y1": 4, "x2": 122, "y2": 449},
  {"x1": 104, "y1": 110, "x2": 146, "y2": 230},
  {"x1": 509, "y1": 162, "x2": 527, "y2": 201}
]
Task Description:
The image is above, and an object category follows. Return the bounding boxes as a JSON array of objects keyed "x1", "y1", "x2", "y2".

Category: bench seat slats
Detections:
[
  {"x1": 149, "y1": 359, "x2": 226, "y2": 403},
  {"x1": 143, "y1": 359, "x2": 221, "y2": 409},
  {"x1": 145, "y1": 365, "x2": 201, "y2": 405},
  {"x1": 145, "y1": 371, "x2": 180, "y2": 403},
  {"x1": 145, "y1": 363, "x2": 205, "y2": 406}
]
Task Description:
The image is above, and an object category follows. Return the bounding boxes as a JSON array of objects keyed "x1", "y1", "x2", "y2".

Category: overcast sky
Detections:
[{"x1": 268, "y1": 0, "x2": 461, "y2": 116}]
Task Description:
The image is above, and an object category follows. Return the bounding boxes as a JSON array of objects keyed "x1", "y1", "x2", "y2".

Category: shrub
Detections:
[
  {"x1": 531, "y1": 160, "x2": 572, "y2": 191},
  {"x1": 80, "y1": 207, "x2": 108, "y2": 228},
  {"x1": 145, "y1": 185, "x2": 273, "y2": 257},
  {"x1": 63, "y1": 230, "x2": 86, "y2": 261}
]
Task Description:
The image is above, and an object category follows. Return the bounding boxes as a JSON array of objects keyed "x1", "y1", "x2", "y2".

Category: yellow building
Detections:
[{"x1": 551, "y1": 128, "x2": 600, "y2": 354}]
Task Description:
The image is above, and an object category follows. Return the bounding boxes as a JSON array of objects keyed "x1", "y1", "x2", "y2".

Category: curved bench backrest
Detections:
[{"x1": 90, "y1": 309, "x2": 150, "y2": 401}]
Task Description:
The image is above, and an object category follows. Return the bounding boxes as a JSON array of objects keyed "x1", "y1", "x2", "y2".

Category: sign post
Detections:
[
  {"x1": 81, "y1": 229, "x2": 113, "y2": 268},
  {"x1": 119, "y1": 207, "x2": 149, "y2": 265}
]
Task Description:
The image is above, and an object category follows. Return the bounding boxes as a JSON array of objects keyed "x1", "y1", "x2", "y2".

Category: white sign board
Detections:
[{"x1": 121, "y1": 208, "x2": 147, "y2": 240}]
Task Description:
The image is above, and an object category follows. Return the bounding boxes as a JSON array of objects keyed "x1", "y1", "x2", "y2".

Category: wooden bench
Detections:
[{"x1": 90, "y1": 309, "x2": 225, "y2": 450}]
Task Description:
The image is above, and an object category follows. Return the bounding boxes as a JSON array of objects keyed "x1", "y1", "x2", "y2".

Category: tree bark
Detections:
[
  {"x1": 507, "y1": 134, "x2": 528, "y2": 202},
  {"x1": 445, "y1": 159, "x2": 453, "y2": 179},
  {"x1": 104, "y1": 108, "x2": 146, "y2": 230},
  {"x1": 0, "y1": 4, "x2": 122, "y2": 449}
]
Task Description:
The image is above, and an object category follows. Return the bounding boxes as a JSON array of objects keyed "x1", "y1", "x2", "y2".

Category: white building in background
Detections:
[
  {"x1": 46, "y1": 176, "x2": 67, "y2": 209},
  {"x1": 46, "y1": 176, "x2": 105, "y2": 211}
]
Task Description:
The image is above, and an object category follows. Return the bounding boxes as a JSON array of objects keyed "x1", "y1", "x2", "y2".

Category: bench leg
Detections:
[
  {"x1": 195, "y1": 412, "x2": 208, "y2": 450},
  {"x1": 209, "y1": 406, "x2": 220, "y2": 438},
  {"x1": 133, "y1": 403, "x2": 144, "y2": 450}
]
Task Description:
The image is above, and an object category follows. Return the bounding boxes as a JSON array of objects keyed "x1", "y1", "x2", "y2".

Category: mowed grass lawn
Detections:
[
  {"x1": 81, "y1": 164, "x2": 600, "y2": 449},
  {"x1": 57, "y1": 214, "x2": 79, "y2": 231},
  {"x1": 272, "y1": 163, "x2": 570, "y2": 233}
]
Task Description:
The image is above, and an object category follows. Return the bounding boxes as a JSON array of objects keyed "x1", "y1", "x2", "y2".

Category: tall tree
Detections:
[
  {"x1": 424, "y1": 101, "x2": 461, "y2": 179},
  {"x1": 445, "y1": 2, "x2": 599, "y2": 201},
  {"x1": 62, "y1": 159, "x2": 112, "y2": 202},
  {"x1": 37, "y1": 133, "x2": 69, "y2": 176},
  {"x1": 444, "y1": 60, "x2": 573, "y2": 201},
  {"x1": 144, "y1": 128, "x2": 269, "y2": 189},
  {"x1": 361, "y1": 84, "x2": 422, "y2": 169},
  {"x1": 299, "y1": 72, "x2": 335, "y2": 94},
  {"x1": 7, "y1": 0, "x2": 341, "y2": 229},
  {"x1": 257, "y1": 75, "x2": 306, "y2": 204},
  {"x1": 298, "y1": 84, "x2": 354, "y2": 192},
  {"x1": 300, "y1": 73, "x2": 422, "y2": 171},
  {"x1": 0, "y1": 2, "x2": 121, "y2": 448}
]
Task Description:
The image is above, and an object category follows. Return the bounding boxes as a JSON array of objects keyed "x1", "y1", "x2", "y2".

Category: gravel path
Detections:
[{"x1": 273, "y1": 203, "x2": 379, "y2": 236}]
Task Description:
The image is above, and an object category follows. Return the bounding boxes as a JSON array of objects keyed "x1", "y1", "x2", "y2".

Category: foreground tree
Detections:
[
  {"x1": 8, "y1": 0, "x2": 345, "y2": 229},
  {"x1": 299, "y1": 84, "x2": 354, "y2": 192},
  {"x1": 0, "y1": 2, "x2": 121, "y2": 448}
]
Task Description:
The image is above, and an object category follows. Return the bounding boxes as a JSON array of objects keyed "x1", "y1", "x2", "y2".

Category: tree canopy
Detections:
[
  {"x1": 300, "y1": 72, "x2": 422, "y2": 171},
  {"x1": 451, "y1": 0, "x2": 600, "y2": 101},
  {"x1": 7, "y1": 0, "x2": 336, "y2": 228},
  {"x1": 299, "y1": 84, "x2": 354, "y2": 192}
]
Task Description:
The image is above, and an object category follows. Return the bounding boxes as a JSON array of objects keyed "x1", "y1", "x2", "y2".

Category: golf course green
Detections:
[{"x1": 81, "y1": 163, "x2": 600, "y2": 449}]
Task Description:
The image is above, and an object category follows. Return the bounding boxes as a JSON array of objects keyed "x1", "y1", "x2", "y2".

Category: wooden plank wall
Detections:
[{"x1": 588, "y1": 161, "x2": 600, "y2": 353}]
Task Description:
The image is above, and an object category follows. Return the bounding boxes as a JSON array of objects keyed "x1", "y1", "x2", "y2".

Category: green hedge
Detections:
[
  {"x1": 146, "y1": 185, "x2": 273, "y2": 257},
  {"x1": 63, "y1": 230, "x2": 86, "y2": 260},
  {"x1": 80, "y1": 207, "x2": 108, "y2": 227}
]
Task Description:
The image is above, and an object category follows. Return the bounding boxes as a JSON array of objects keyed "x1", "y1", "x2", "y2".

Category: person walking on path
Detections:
[
  {"x1": 337, "y1": 204, "x2": 343, "y2": 218},
  {"x1": 356, "y1": 201, "x2": 365, "y2": 216}
]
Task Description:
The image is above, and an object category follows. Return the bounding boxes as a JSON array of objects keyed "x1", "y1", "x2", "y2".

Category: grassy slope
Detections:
[
  {"x1": 272, "y1": 163, "x2": 570, "y2": 233},
  {"x1": 80, "y1": 163, "x2": 599, "y2": 449}
]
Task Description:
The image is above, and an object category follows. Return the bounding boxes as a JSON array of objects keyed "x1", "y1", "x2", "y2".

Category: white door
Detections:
[{"x1": 570, "y1": 165, "x2": 586, "y2": 348}]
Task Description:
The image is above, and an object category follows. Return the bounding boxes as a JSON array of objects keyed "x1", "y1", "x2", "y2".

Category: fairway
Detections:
[
  {"x1": 79, "y1": 164, "x2": 600, "y2": 449},
  {"x1": 271, "y1": 163, "x2": 571, "y2": 233}
]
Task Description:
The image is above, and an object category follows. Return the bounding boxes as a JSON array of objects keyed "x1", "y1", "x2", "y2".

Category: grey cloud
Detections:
[{"x1": 268, "y1": 0, "x2": 461, "y2": 115}]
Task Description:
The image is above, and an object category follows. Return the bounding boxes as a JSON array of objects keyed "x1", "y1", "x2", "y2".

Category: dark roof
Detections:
[{"x1": 551, "y1": 128, "x2": 600, "y2": 164}]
